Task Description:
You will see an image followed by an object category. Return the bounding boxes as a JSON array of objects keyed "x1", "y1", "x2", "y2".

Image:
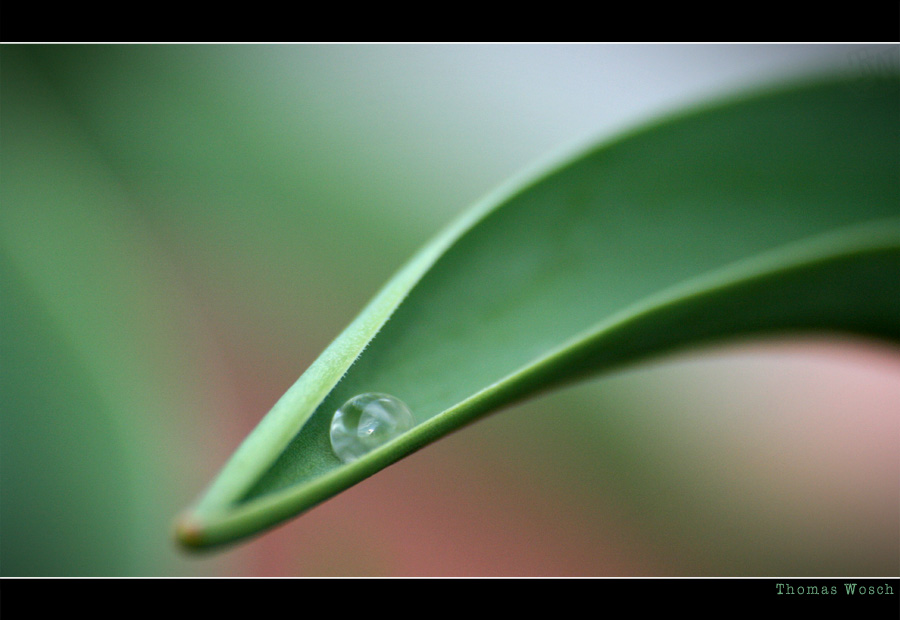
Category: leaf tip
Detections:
[{"x1": 173, "y1": 511, "x2": 207, "y2": 551}]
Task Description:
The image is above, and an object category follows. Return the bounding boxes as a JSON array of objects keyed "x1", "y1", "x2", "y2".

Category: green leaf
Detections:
[{"x1": 177, "y1": 75, "x2": 900, "y2": 549}]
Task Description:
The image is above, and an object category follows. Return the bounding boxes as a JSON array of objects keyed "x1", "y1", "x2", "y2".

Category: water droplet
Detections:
[{"x1": 330, "y1": 393, "x2": 414, "y2": 463}]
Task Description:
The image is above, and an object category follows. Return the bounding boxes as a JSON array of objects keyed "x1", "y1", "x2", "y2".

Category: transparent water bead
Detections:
[{"x1": 330, "y1": 393, "x2": 415, "y2": 463}]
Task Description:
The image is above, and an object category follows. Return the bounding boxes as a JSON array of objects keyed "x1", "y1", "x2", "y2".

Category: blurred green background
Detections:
[{"x1": 2, "y1": 44, "x2": 898, "y2": 576}]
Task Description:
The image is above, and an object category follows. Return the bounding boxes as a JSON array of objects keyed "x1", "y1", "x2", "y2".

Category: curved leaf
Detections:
[{"x1": 177, "y1": 75, "x2": 900, "y2": 549}]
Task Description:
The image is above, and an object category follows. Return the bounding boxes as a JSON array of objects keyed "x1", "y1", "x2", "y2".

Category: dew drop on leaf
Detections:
[{"x1": 330, "y1": 393, "x2": 415, "y2": 463}]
